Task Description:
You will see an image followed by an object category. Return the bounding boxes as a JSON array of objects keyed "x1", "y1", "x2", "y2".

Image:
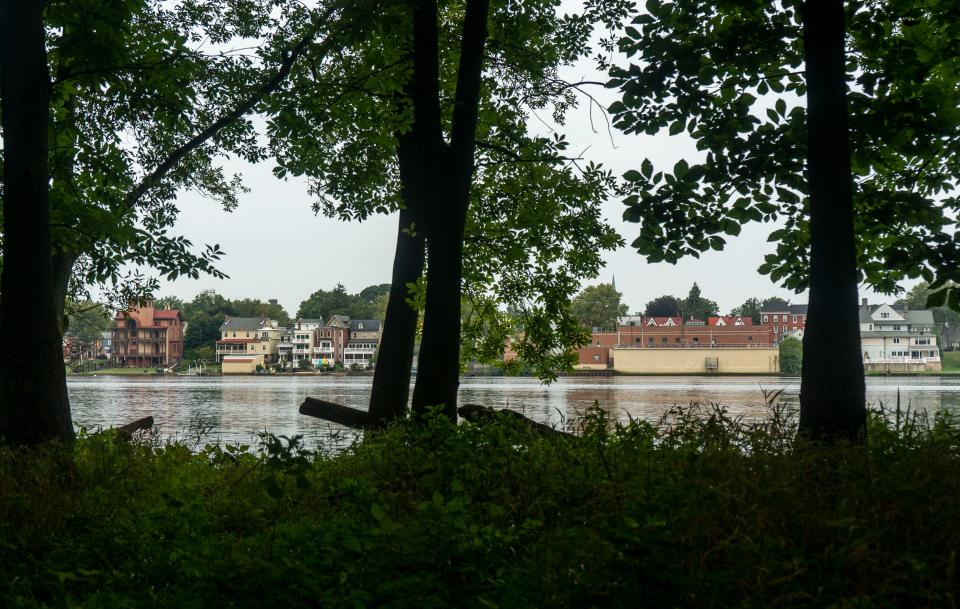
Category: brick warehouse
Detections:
[{"x1": 580, "y1": 316, "x2": 775, "y2": 368}]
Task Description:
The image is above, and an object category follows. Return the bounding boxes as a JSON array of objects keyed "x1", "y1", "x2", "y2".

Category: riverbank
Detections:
[{"x1": 1, "y1": 407, "x2": 957, "y2": 607}]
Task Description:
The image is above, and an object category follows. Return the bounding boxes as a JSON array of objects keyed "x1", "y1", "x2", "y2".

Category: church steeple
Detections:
[{"x1": 611, "y1": 274, "x2": 617, "y2": 291}]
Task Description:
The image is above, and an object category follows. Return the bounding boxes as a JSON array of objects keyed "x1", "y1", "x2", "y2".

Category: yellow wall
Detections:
[
  {"x1": 222, "y1": 355, "x2": 265, "y2": 374},
  {"x1": 611, "y1": 348, "x2": 779, "y2": 374}
]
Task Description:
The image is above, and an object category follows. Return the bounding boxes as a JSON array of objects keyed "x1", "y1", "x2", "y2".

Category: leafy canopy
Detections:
[
  {"x1": 608, "y1": 0, "x2": 960, "y2": 299},
  {"x1": 570, "y1": 284, "x2": 629, "y2": 330}
]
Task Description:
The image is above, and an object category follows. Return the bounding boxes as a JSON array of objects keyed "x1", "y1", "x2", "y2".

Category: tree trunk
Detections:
[
  {"x1": 0, "y1": 0, "x2": 74, "y2": 444},
  {"x1": 798, "y1": 0, "x2": 866, "y2": 442},
  {"x1": 410, "y1": 0, "x2": 490, "y2": 419},
  {"x1": 367, "y1": 134, "x2": 425, "y2": 424}
]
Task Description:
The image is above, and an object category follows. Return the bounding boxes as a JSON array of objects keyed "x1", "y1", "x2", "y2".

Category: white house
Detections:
[{"x1": 859, "y1": 300, "x2": 940, "y2": 370}]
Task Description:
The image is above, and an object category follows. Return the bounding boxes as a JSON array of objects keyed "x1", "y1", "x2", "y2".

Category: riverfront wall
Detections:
[{"x1": 610, "y1": 348, "x2": 780, "y2": 374}]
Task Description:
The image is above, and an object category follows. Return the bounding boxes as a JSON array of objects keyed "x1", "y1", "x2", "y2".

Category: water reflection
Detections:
[{"x1": 67, "y1": 375, "x2": 960, "y2": 447}]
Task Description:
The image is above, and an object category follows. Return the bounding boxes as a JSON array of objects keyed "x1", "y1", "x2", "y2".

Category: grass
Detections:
[
  {"x1": 942, "y1": 350, "x2": 960, "y2": 371},
  {"x1": 1, "y1": 405, "x2": 959, "y2": 608}
]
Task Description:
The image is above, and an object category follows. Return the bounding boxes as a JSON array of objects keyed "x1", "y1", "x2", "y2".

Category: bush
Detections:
[
  {"x1": 779, "y1": 336, "x2": 802, "y2": 374},
  {"x1": 0, "y1": 405, "x2": 958, "y2": 608}
]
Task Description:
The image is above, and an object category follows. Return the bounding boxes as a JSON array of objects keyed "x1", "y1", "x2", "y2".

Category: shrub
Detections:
[{"x1": 0, "y1": 404, "x2": 958, "y2": 607}]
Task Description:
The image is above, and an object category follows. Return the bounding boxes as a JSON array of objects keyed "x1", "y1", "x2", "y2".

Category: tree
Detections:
[
  {"x1": 644, "y1": 295, "x2": 681, "y2": 317},
  {"x1": 359, "y1": 284, "x2": 391, "y2": 304},
  {"x1": 678, "y1": 283, "x2": 719, "y2": 323},
  {"x1": 0, "y1": 0, "x2": 73, "y2": 443},
  {"x1": 296, "y1": 284, "x2": 375, "y2": 321},
  {"x1": 268, "y1": 0, "x2": 628, "y2": 423},
  {"x1": 0, "y1": 0, "x2": 368, "y2": 443},
  {"x1": 571, "y1": 284, "x2": 629, "y2": 330},
  {"x1": 896, "y1": 281, "x2": 960, "y2": 328},
  {"x1": 605, "y1": 0, "x2": 960, "y2": 439},
  {"x1": 779, "y1": 336, "x2": 803, "y2": 375},
  {"x1": 67, "y1": 302, "x2": 112, "y2": 348},
  {"x1": 155, "y1": 296, "x2": 185, "y2": 311},
  {"x1": 731, "y1": 298, "x2": 763, "y2": 324}
]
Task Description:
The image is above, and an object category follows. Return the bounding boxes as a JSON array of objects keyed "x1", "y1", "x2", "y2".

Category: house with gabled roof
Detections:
[
  {"x1": 859, "y1": 299, "x2": 940, "y2": 370},
  {"x1": 112, "y1": 300, "x2": 184, "y2": 368},
  {"x1": 216, "y1": 317, "x2": 282, "y2": 369}
]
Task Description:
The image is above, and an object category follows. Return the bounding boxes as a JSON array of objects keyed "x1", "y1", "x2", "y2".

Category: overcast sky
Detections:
[{"x1": 149, "y1": 4, "x2": 899, "y2": 316}]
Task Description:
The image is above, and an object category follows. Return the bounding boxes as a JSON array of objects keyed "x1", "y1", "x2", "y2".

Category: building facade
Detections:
[
  {"x1": 578, "y1": 315, "x2": 774, "y2": 371},
  {"x1": 760, "y1": 302, "x2": 808, "y2": 344},
  {"x1": 111, "y1": 301, "x2": 185, "y2": 367},
  {"x1": 215, "y1": 317, "x2": 282, "y2": 364},
  {"x1": 859, "y1": 300, "x2": 940, "y2": 370}
]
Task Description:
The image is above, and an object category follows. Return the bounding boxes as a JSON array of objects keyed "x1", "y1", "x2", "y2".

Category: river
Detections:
[{"x1": 66, "y1": 374, "x2": 960, "y2": 447}]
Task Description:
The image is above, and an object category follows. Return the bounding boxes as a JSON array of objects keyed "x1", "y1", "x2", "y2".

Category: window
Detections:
[
  {"x1": 635, "y1": 337, "x2": 642, "y2": 343},
  {"x1": 773, "y1": 315, "x2": 779, "y2": 322},
  {"x1": 762, "y1": 315, "x2": 768, "y2": 323},
  {"x1": 675, "y1": 337, "x2": 682, "y2": 343},
  {"x1": 774, "y1": 326, "x2": 778, "y2": 333},
  {"x1": 792, "y1": 316, "x2": 797, "y2": 323},
  {"x1": 893, "y1": 338, "x2": 900, "y2": 344},
  {"x1": 692, "y1": 337, "x2": 699, "y2": 343},
  {"x1": 917, "y1": 338, "x2": 930, "y2": 345},
  {"x1": 747, "y1": 336, "x2": 753, "y2": 341},
  {"x1": 894, "y1": 325, "x2": 902, "y2": 330},
  {"x1": 592, "y1": 355, "x2": 600, "y2": 362},
  {"x1": 662, "y1": 337, "x2": 668, "y2": 343},
  {"x1": 881, "y1": 312, "x2": 890, "y2": 319}
]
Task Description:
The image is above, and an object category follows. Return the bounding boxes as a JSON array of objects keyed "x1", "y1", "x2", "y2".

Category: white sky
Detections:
[{"x1": 149, "y1": 3, "x2": 898, "y2": 316}]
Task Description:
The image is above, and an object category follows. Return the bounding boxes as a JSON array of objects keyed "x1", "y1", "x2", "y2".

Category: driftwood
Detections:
[
  {"x1": 457, "y1": 404, "x2": 573, "y2": 439},
  {"x1": 298, "y1": 397, "x2": 572, "y2": 438},
  {"x1": 93, "y1": 416, "x2": 154, "y2": 441},
  {"x1": 299, "y1": 398, "x2": 375, "y2": 429}
]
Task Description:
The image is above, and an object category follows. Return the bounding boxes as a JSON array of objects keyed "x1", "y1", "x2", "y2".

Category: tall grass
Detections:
[{"x1": 0, "y1": 401, "x2": 958, "y2": 608}]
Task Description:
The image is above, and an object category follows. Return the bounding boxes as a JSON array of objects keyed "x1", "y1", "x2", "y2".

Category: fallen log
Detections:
[
  {"x1": 297, "y1": 397, "x2": 573, "y2": 438},
  {"x1": 299, "y1": 398, "x2": 374, "y2": 429},
  {"x1": 457, "y1": 404, "x2": 573, "y2": 439},
  {"x1": 94, "y1": 416, "x2": 154, "y2": 442}
]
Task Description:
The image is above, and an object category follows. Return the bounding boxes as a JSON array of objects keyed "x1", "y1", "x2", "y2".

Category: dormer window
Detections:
[
  {"x1": 647, "y1": 318, "x2": 657, "y2": 326},
  {"x1": 881, "y1": 312, "x2": 889, "y2": 319}
]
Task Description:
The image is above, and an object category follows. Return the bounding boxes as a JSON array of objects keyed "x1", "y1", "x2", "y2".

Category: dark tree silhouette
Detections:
[
  {"x1": 797, "y1": 0, "x2": 865, "y2": 441},
  {"x1": 0, "y1": 0, "x2": 73, "y2": 443}
]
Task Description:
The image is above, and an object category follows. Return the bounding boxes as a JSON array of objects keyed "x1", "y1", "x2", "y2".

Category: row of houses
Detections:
[
  {"x1": 104, "y1": 300, "x2": 384, "y2": 372},
  {"x1": 577, "y1": 299, "x2": 942, "y2": 373},
  {"x1": 215, "y1": 315, "x2": 383, "y2": 373}
]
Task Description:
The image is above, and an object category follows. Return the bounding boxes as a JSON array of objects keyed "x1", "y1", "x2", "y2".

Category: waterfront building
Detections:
[
  {"x1": 859, "y1": 299, "x2": 941, "y2": 371},
  {"x1": 579, "y1": 315, "x2": 774, "y2": 372},
  {"x1": 760, "y1": 302, "x2": 808, "y2": 344},
  {"x1": 215, "y1": 317, "x2": 282, "y2": 363},
  {"x1": 111, "y1": 300, "x2": 184, "y2": 367}
]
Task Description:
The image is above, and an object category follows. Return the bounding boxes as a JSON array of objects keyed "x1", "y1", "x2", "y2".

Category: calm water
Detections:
[{"x1": 67, "y1": 375, "x2": 960, "y2": 446}]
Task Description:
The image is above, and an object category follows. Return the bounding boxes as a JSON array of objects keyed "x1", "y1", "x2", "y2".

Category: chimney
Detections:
[
  {"x1": 861, "y1": 298, "x2": 868, "y2": 307},
  {"x1": 904, "y1": 302, "x2": 909, "y2": 312}
]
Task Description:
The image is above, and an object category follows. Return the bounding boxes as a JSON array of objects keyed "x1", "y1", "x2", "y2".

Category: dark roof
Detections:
[
  {"x1": 296, "y1": 319, "x2": 324, "y2": 325},
  {"x1": 859, "y1": 304, "x2": 935, "y2": 325},
  {"x1": 347, "y1": 338, "x2": 380, "y2": 345},
  {"x1": 349, "y1": 319, "x2": 381, "y2": 332},
  {"x1": 760, "y1": 302, "x2": 807, "y2": 314},
  {"x1": 327, "y1": 315, "x2": 350, "y2": 327},
  {"x1": 220, "y1": 317, "x2": 271, "y2": 331}
]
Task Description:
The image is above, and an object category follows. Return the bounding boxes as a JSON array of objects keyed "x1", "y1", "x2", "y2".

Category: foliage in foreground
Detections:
[{"x1": 1, "y1": 405, "x2": 959, "y2": 608}]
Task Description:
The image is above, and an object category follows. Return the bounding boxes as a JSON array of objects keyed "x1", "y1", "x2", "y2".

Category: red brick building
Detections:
[
  {"x1": 578, "y1": 315, "x2": 774, "y2": 367},
  {"x1": 112, "y1": 301, "x2": 184, "y2": 368},
  {"x1": 759, "y1": 302, "x2": 808, "y2": 342}
]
